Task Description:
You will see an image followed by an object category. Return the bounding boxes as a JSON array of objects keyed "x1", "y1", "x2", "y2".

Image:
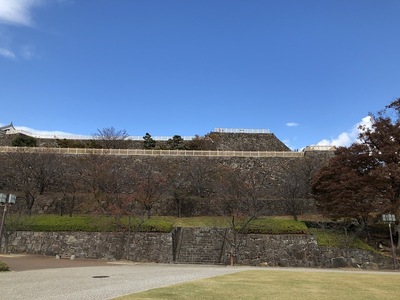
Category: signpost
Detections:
[
  {"x1": 382, "y1": 214, "x2": 398, "y2": 270},
  {"x1": 0, "y1": 193, "x2": 16, "y2": 252}
]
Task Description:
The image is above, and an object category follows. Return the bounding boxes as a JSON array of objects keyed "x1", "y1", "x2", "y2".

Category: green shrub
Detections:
[
  {"x1": 172, "y1": 216, "x2": 227, "y2": 228},
  {"x1": 240, "y1": 218, "x2": 308, "y2": 234},
  {"x1": 56, "y1": 139, "x2": 86, "y2": 148},
  {"x1": 12, "y1": 134, "x2": 37, "y2": 147},
  {"x1": 139, "y1": 219, "x2": 173, "y2": 232},
  {"x1": 119, "y1": 217, "x2": 174, "y2": 232},
  {"x1": 22, "y1": 215, "x2": 116, "y2": 232},
  {"x1": 16, "y1": 215, "x2": 308, "y2": 234},
  {"x1": 309, "y1": 228, "x2": 377, "y2": 252},
  {"x1": 0, "y1": 261, "x2": 10, "y2": 272},
  {"x1": 2, "y1": 214, "x2": 32, "y2": 231},
  {"x1": 13, "y1": 215, "x2": 174, "y2": 233}
]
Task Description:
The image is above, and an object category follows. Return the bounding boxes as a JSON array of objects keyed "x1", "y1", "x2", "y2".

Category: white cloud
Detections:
[
  {"x1": 0, "y1": 1, "x2": 55, "y2": 60},
  {"x1": 286, "y1": 122, "x2": 299, "y2": 127},
  {"x1": 0, "y1": 0, "x2": 45, "y2": 27},
  {"x1": 0, "y1": 47, "x2": 15, "y2": 59},
  {"x1": 282, "y1": 139, "x2": 290, "y2": 147},
  {"x1": 317, "y1": 116, "x2": 373, "y2": 147},
  {"x1": 20, "y1": 44, "x2": 35, "y2": 59}
]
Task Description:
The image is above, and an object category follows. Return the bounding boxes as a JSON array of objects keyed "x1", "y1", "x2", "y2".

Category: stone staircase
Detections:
[{"x1": 173, "y1": 227, "x2": 228, "y2": 264}]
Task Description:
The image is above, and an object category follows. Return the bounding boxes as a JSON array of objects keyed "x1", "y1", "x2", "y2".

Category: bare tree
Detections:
[
  {"x1": 186, "y1": 135, "x2": 217, "y2": 150},
  {"x1": 53, "y1": 156, "x2": 85, "y2": 217},
  {"x1": 132, "y1": 158, "x2": 168, "y2": 219},
  {"x1": 213, "y1": 164, "x2": 267, "y2": 265},
  {"x1": 280, "y1": 157, "x2": 324, "y2": 220},
  {"x1": 188, "y1": 158, "x2": 217, "y2": 199},
  {"x1": 3, "y1": 150, "x2": 58, "y2": 215},
  {"x1": 77, "y1": 154, "x2": 127, "y2": 214},
  {"x1": 92, "y1": 126, "x2": 130, "y2": 149},
  {"x1": 168, "y1": 161, "x2": 194, "y2": 217}
]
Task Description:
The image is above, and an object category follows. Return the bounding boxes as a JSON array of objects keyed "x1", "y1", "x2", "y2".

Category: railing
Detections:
[
  {"x1": 6, "y1": 129, "x2": 195, "y2": 141},
  {"x1": 214, "y1": 128, "x2": 271, "y2": 134},
  {"x1": 0, "y1": 146, "x2": 304, "y2": 158},
  {"x1": 303, "y1": 145, "x2": 336, "y2": 151}
]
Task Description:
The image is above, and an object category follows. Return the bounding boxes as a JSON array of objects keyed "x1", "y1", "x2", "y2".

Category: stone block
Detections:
[
  {"x1": 331, "y1": 257, "x2": 348, "y2": 268},
  {"x1": 363, "y1": 262, "x2": 379, "y2": 270}
]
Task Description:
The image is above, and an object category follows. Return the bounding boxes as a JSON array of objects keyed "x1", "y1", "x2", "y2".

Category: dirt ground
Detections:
[{"x1": 0, "y1": 253, "x2": 113, "y2": 271}]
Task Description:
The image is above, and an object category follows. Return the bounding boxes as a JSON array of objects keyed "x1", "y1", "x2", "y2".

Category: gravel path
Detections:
[
  {"x1": 0, "y1": 261, "x2": 252, "y2": 300},
  {"x1": 1, "y1": 254, "x2": 399, "y2": 300}
]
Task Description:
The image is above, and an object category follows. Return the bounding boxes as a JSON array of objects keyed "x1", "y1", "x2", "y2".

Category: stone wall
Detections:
[
  {"x1": 210, "y1": 132, "x2": 291, "y2": 151},
  {"x1": 0, "y1": 134, "x2": 14, "y2": 146},
  {"x1": 0, "y1": 154, "x2": 319, "y2": 216},
  {"x1": 4, "y1": 231, "x2": 173, "y2": 262},
  {"x1": 161, "y1": 198, "x2": 317, "y2": 218},
  {"x1": 3, "y1": 229, "x2": 393, "y2": 270},
  {"x1": 172, "y1": 228, "x2": 393, "y2": 269},
  {"x1": 126, "y1": 232, "x2": 173, "y2": 263},
  {"x1": 235, "y1": 234, "x2": 391, "y2": 269},
  {"x1": 0, "y1": 133, "x2": 333, "y2": 217}
]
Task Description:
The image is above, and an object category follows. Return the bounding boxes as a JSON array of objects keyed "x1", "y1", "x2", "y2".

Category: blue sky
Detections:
[{"x1": 0, "y1": 0, "x2": 399, "y2": 149}]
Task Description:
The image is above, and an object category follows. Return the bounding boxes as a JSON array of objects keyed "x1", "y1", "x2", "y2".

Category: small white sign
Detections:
[{"x1": 382, "y1": 214, "x2": 396, "y2": 222}]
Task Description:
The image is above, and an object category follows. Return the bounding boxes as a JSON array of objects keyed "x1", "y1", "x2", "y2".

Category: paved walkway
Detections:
[
  {"x1": 0, "y1": 254, "x2": 254, "y2": 300},
  {"x1": 1, "y1": 254, "x2": 399, "y2": 300}
]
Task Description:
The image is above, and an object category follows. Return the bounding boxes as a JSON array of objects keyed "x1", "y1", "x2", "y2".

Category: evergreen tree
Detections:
[
  {"x1": 143, "y1": 133, "x2": 156, "y2": 149},
  {"x1": 12, "y1": 134, "x2": 37, "y2": 147}
]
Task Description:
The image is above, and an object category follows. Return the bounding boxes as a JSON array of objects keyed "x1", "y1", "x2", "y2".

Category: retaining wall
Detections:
[{"x1": 2, "y1": 229, "x2": 393, "y2": 270}]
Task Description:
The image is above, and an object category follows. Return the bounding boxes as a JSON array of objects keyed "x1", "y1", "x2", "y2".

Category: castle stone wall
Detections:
[
  {"x1": 210, "y1": 132, "x2": 291, "y2": 151},
  {"x1": 5, "y1": 231, "x2": 173, "y2": 262},
  {"x1": 3, "y1": 229, "x2": 393, "y2": 270}
]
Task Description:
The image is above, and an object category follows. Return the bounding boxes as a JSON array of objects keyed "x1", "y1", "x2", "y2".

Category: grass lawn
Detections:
[{"x1": 114, "y1": 270, "x2": 400, "y2": 300}]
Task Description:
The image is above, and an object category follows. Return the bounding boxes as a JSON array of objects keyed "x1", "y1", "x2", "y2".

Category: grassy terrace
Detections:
[
  {"x1": 0, "y1": 215, "x2": 381, "y2": 272},
  {"x1": 5, "y1": 215, "x2": 375, "y2": 252},
  {"x1": 8, "y1": 215, "x2": 307, "y2": 233}
]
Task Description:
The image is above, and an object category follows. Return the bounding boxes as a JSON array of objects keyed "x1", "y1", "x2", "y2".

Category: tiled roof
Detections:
[{"x1": 0, "y1": 123, "x2": 15, "y2": 134}]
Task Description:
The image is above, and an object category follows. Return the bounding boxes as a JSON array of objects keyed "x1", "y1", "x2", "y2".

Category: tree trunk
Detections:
[{"x1": 146, "y1": 206, "x2": 152, "y2": 219}]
